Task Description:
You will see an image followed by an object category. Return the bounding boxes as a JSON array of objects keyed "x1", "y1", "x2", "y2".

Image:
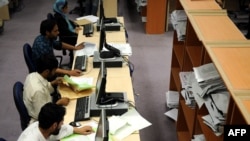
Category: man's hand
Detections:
[
  {"x1": 74, "y1": 125, "x2": 94, "y2": 135},
  {"x1": 56, "y1": 97, "x2": 70, "y2": 106},
  {"x1": 75, "y1": 43, "x2": 84, "y2": 50},
  {"x1": 68, "y1": 69, "x2": 82, "y2": 76},
  {"x1": 51, "y1": 77, "x2": 64, "y2": 86}
]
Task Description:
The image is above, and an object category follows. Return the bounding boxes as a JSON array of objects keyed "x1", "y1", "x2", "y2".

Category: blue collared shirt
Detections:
[{"x1": 32, "y1": 35, "x2": 62, "y2": 62}]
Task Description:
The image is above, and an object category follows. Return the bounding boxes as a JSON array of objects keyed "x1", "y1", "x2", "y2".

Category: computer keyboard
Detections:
[
  {"x1": 83, "y1": 23, "x2": 94, "y2": 36},
  {"x1": 74, "y1": 55, "x2": 88, "y2": 71},
  {"x1": 74, "y1": 96, "x2": 91, "y2": 121}
]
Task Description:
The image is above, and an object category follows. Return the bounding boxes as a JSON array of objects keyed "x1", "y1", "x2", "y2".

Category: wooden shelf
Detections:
[
  {"x1": 171, "y1": 67, "x2": 182, "y2": 92},
  {"x1": 186, "y1": 46, "x2": 202, "y2": 67},
  {"x1": 145, "y1": 0, "x2": 167, "y2": 34},
  {"x1": 177, "y1": 131, "x2": 191, "y2": 141},
  {"x1": 180, "y1": 100, "x2": 196, "y2": 137},
  {"x1": 169, "y1": 1, "x2": 250, "y2": 141}
]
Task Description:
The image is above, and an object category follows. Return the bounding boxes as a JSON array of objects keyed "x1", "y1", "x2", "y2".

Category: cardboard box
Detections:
[{"x1": 0, "y1": 4, "x2": 10, "y2": 20}]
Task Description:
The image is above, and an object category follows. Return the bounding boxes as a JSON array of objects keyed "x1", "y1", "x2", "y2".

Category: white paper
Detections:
[
  {"x1": 108, "y1": 116, "x2": 127, "y2": 134},
  {"x1": 164, "y1": 108, "x2": 178, "y2": 121},
  {"x1": 75, "y1": 42, "x2": 97, "y2": 57},
  {"x1": 113, "y1": 124, "x2": 136, "y2": 140},
  {"x1": 76, "y1": 15, "x2": 99, "y2": 23},
  {"x1": 104, "y1": 43, "x2": 132, "y2": 56},
  {"x1": 120, "y1": 108, "x2": 152, "y2": 130}
]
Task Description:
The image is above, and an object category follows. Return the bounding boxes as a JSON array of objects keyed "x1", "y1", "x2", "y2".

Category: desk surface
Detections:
[{"x1": 59, "y1": 17, "x2": 140, "y2": 141}]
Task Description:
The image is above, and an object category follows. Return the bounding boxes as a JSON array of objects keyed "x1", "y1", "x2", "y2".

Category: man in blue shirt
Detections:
[{"x1": 32, "y1": 19, "x2": 83, "y2": 76}]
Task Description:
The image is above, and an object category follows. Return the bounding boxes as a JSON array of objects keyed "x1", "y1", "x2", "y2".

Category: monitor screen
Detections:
[
  {"x1": 95, "y1": 109, "x2": 109, "y2": 141},
  {"x1": 95, "y1": 61, "x2": 107, "y2": 105},
  {"x1": 99, "y1": 0, "x2": 105, "y2": 20},
  {"x1": 98, "y1": 19, "x2": 105, "y2": 53}
]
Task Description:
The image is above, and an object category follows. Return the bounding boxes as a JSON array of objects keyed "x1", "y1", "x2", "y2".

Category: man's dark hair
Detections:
[
  {"x1": 36, "y1": 54, "x2": 58, "y2": 73},
  {"x1": 40, "y1": 19, "x2": 57, "y2": 36},
  {"x1": 38, "y1": 102, "x2": 66, "y2": 129}
]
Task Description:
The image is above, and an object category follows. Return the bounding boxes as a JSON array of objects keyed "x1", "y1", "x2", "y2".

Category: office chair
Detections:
[
  {"x1": 47, "y1": 13, "x2": 54, "y2": 20},
  {"x1": 23, "y1": 43, "x2": 36, "y2": 73},
  {"x1": 13, "y1": 81, "x2": 31, "y2": 130}
]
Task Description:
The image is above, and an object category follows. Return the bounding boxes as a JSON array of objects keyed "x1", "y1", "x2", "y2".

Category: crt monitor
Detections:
[{"x1": 95, "y1": 109, "x2": 109, "y2": 141}]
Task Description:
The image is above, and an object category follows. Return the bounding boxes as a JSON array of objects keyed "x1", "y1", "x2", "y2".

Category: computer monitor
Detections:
[
  {"x1": 95, "y1": 109, "x2": 109, "y2": 141},
  {"x1": 98, "y1": 22, "x2": 121, "y2": 59},
  {"x1": 98, "y1": 0, "x2": 117, "y2": 24},
  {"x1": 98, "y1": 18, "x2": 105, "y2": 53},
  {"x1": 95, "y1": 61, "x2": 123, "y2": 106}
]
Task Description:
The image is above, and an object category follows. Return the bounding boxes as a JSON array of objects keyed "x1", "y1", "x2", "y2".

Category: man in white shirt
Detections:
[
  {"x1": 18, "y1": 102, "x2": 93, "y2": 141},
  {"x1": 23, "y1": 55, "x2": 70, "y2": 123}
]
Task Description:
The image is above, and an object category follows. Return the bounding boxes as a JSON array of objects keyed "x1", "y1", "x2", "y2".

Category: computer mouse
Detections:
[{"x1": 69, "y1": 121, "x2": 81, "y2": 127}]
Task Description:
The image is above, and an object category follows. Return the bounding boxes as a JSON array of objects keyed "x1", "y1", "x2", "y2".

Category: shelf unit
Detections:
[
  {"x1": 169, "y1": 0, "x2": 250, "y2": 141},
  {"x1": 144, "y1": 0, "x2": 167, "y2": 34}
]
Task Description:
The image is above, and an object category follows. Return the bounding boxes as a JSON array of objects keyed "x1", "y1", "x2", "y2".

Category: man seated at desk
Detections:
[
  {"x1": 18, "y1": 102, "x2": 94, "y2": 141},
  {"x1": 32, "y1": 19, "x2": 83, "y2": 76},
  {"x1": 23, "y1": 55, "x2": 70, "y2": 124}
]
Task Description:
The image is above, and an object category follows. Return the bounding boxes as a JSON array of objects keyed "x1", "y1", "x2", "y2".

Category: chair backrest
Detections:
[
  {"x1": 23, "y1": 43, "x2": 36, "y2": 73},
  {"x1": 13, "y1": 81, "x2": 31, "y2": 130},
  {"x1": 47, "y1": 13, "x2": 54, "y2": 20}
]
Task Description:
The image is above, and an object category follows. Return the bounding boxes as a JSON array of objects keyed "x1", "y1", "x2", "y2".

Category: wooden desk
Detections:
[{"x1": 59, "y1": 17, "x2": 140, "y2": 141}]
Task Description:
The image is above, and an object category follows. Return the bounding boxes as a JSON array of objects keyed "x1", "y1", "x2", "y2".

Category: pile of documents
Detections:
[
  {"x1": 193, "y1": 63, "x2": 227, "y2": 98},
  {"x1": 192, "y1": 63, "x2": 229, "y2": 136},
  {"x1": 170, "y1": 10, "x2": 187, "y2": 41},
  {"x1": 166, "y1": 91, "x2": 179, "y2": 108},
  {"x1": 179, "y1": 71, "x2": 196, "y2": 108}
]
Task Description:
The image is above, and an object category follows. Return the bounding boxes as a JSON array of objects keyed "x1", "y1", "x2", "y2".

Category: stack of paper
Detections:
[
  {"x1": 170, "y1": 10, "x2": 187, "y2": 41},
  {"x1": 193, "y1": 63, "x2": 227, "y2": 98},
  {"x1": 166, "y1": 91, "x2": 179, "y2": 108},
  {"x1": 63, "y1": 75, "x2": 95, "y2": 92},
  {"x1": 179, "y1": 71, "x2": 195, "y2": 89},
  {"x1": 181, "y1": 89, "x2": 196, "y2": 108}
]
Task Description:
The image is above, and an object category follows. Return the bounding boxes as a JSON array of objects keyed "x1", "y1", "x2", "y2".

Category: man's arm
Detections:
[
  {"x1": 62, "y1": 42, "x2": 84, "y2": 51},
  {"x1": 55, "y1": 68, "x2": 82, "y2": 76}
]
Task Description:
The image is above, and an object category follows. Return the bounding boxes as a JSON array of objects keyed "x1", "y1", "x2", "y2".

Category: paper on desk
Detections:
[
  {"x1": 104, "y1": 43, "x2": 132, "y2": 56},
  {"x1": 75, "y1": 15, "x2": 98, "y2": 25},
  {"x1": 75, "y1": 42, "x2": 97, "y2": 57},
  {"x1": 61, "y1": 121, "x2": 114, "y2": 141},
  {"x1": 120, "y1": 108, "x2": 152, "y2": 131},
  {"x1": 108, "y1": 116, "x2": 127, "y2": 134},
  {"x1": 63, "y1": 75, "x2": 95, "y2": 92}
]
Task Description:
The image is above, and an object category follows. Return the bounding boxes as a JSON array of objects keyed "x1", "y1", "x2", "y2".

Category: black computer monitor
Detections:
[
  {"x1": 95, "y1": 109, "x2": 109, "y2": 141},
  {"x1": 98, "y1": 0, "x2": 117, "y2": 24},
  {"x1": 95, "y1": 61, "x2": 122, "y2": 106},
  {"x1": 98, "y1": 18, "x2": 105, "y2": 53}
]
